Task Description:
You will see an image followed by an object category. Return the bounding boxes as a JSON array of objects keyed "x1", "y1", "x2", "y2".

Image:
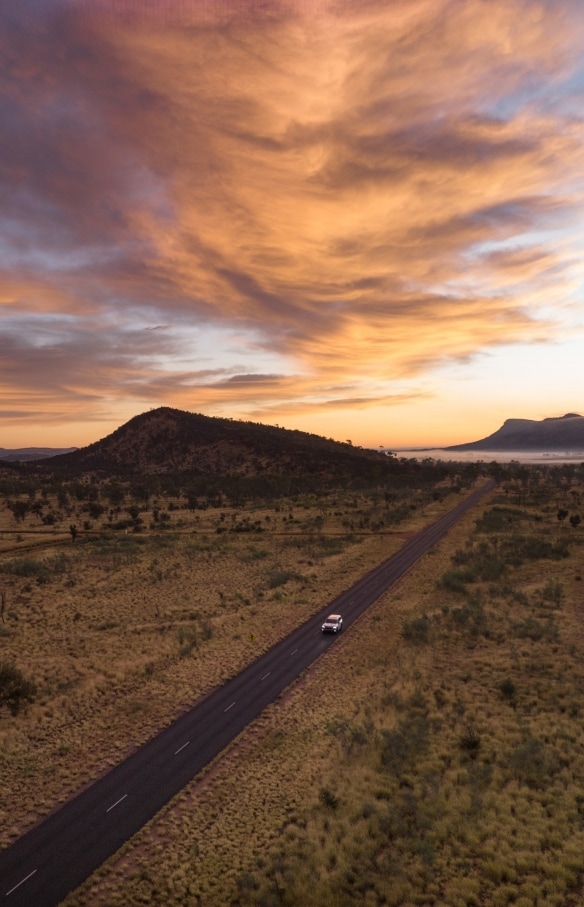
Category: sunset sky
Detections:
[{"x1": 2, "y1": 0, "x2": 584, "y2": 451}]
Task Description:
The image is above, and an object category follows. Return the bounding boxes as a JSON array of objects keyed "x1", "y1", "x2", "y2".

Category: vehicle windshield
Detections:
[{"x1": 325, "y1": 617, "x2": 339, "y2": 623}]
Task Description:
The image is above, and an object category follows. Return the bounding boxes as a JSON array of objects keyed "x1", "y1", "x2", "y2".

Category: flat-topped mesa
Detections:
[{"x1": 446, "y1": 413, "x2": 584, "y2": 452}]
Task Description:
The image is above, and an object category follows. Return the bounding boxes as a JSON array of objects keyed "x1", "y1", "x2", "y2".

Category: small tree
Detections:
[
  {"x1": 9, "y1": 500, "x2": 29, "y2": 523},
  {"x1": 69, "y1": 524, "x2": 78, "y2": 542}
]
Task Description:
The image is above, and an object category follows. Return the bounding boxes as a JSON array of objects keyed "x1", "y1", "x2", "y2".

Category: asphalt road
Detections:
[{"x1": 1, "y1": 480, "x2": 494, "y2": 905}]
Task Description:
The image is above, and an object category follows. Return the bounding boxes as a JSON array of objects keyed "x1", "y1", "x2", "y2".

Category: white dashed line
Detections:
[
  {"x1": 290, "y1": 648, "x2": 298, "y2": 656},
  {"x1": 261, "y1": 672, "x2": 270, "y2": 680},
  {"x1": 106, "y1": 794, "x2": 127, "y2": 813},
  {"x1": 224, "y1": 701, "x2": 235, "y2": 712},
  {"x1": 174, "y1": 741, "x2": 190, "y2": 755},
  {"x1": 5, "y1": 870, "x2": 37, "y2": 897}
]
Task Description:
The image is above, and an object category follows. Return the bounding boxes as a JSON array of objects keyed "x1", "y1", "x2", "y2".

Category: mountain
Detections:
[
  {"x1": 445, "y1": 413, "x2": 584, "y2": 452},
  {"x1": 0, "y1": 446, "x2": 77, "y2": 462},
  {"x1": 38, "y1": 407, "x2": 400, "y2": 481}
]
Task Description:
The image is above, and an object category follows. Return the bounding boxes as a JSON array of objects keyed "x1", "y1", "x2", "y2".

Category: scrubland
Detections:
[{"x1": 2, "y1": 468, "x2": 584, "y2": 906}]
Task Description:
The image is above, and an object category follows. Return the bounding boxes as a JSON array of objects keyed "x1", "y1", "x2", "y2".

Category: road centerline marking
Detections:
[
  {"x1": 224, "y1": 701, "x2": 235, "y2": 712},
  {"x1": 106, "y1": 794, "x2": 127, "y2": 813},
  {"x1": 174, "y1": 741, "x2": 190, "y2": 755},
  {"x1": 261, "y1": 672, "x2": 270, "y2": 680},
  {"x1": 290, "y1": 648, "x2": 298, "y2": 655},
  {"x1": 5, "y1": 869, "x2": 38, "y2": 897}
]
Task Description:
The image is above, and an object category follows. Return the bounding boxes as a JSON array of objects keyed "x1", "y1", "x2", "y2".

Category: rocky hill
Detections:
[
  {"x1": 38, "y1": 407, "x2": 401, "y2": 483},
  {"x1": 446, "y1": 413, "x2": 584, "y2": 452}
]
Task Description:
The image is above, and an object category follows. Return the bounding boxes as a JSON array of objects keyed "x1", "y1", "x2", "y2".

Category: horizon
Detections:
[
  {"x1": 4, "y1": 407, "x2": 584, "y2": 461},
  {"x1": 2, "y1": 2, "x2": 584, "y2": 449}
]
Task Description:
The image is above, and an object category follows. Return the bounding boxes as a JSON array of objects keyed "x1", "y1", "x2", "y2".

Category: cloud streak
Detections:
[{"x1": 2, "y1": 0, "x2": 584, "y2": 445}]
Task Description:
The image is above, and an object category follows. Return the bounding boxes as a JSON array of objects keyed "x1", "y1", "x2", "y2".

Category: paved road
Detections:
[{"x1": 1, "y1": 481, "x2": 494, "y2": 905}]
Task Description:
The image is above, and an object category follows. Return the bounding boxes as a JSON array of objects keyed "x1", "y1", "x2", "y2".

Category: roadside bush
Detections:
[
  {"x1": 438, "y1": 568, "x2": 476, "y2": 593},
  {"x1": 267, "y1": 569, "x2": 306, "y2": 589},
  {"x1": 450, "y1": 542, "x2": 506, "y2": 580},
  {"x1": 448, "y1": 599, "x2": 489, "y2": 638},
  {"x1": 502, "y1": 535, "x2": 570, "y2": 564},
  {"x1": 402, "y1": 614, "x2": 430, "y2": 644},
  {"x1": 474, "y1": 506, "x2": 528, "y2": 533},
  {"x1": 0, "y1": 662, "x2": 36, "y2": 715}
]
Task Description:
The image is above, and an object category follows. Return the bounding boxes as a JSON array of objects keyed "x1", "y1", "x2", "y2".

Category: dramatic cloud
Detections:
[{"x1": 2, "y1": 0, "x2": 584, "y2": 445}]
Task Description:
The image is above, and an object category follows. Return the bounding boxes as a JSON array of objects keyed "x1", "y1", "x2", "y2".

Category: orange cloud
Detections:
[{"x1": 1, "y1": 0, "x2": 584, "y2": 445}]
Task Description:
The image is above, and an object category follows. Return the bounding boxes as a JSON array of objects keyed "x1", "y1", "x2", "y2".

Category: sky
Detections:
[{"x1": 2, "y1": 0, "x2": 584, "y2": 451}]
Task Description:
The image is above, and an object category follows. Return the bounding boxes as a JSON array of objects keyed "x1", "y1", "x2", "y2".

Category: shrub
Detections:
[
  {"x1": 267, "y1": 569, "x2": 305, "y2": 589},
  {"x1": 507, "y1": 737, "x2": 553, "y2": 789},
  {"x1": 402, "y1": 614, "x2": 430, "y2": 644},
  {"x1": 474, "y1": 506, "x2": 527, "y2": 532},
  {"x1": 540, "y1": 580, "x2": 564, "y2": 604},
  {"x1": 438, "y1": 568, "x2": 475, "y2": 593},
  {"x1": 0, "y1": 662, "x2": 36, "y2": 715},
  {"x1": 318, "y1": 787, "x2": 339, "y2": 810},
  {"x1": 0, "y1": 557, "x2": 49, "y2": 582},
  {"x1": 512, "y1": 616, "x2": 558, "y2": 642},
  {"x1": 499, "y1": 679, "x2": 517, "y2": 702},
  {"x1": 459, "y1": 726, "x2": 481, "y2": 758},
  {"x1": 177, "y1": 626, "x2": 198, "y2": 656},
  {"x1": 380, "y1": 713, "x2": 430, "y2": 775},
  {"x1": 504, "y1": 536, "x2": 569, "y2": 563}
]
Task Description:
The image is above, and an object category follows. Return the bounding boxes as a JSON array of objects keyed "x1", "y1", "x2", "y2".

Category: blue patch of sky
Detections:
[
  {"x1": 131, "y1": 320, "x2": 293, "y2": 378},
  {"x1": 475, "y1": 52, "x2": 584, "y2": 122}
]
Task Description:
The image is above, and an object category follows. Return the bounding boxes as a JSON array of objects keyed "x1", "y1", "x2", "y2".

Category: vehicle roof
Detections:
[{"x1": 326, "y1": 614, "x2": 341, "y2": 620}]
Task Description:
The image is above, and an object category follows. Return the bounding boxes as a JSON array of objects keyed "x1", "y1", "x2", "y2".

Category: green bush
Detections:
[{"x1": 438, "y1": 568, "x2": 476, "y2": 593}]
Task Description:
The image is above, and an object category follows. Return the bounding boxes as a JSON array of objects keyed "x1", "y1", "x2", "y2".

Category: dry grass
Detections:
[
  {"x1": 7, "y1": 476, "x2": 584, "y2": 907},
  {"x1": 0, "y1": 484, "x2": 453, "y2": 847}
]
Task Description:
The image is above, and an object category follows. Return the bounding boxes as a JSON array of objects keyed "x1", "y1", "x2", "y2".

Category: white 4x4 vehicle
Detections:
[{"x1": 321, "y1": 614, "x2": 343, "y2": 633}]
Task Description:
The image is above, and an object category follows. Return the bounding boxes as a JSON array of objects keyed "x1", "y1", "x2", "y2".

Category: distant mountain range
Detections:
[
  {"x1": 0, "y1": 446, "x2": 77, "y2": 462},
  {"x1": 445, "y1": 413, "x2": 584, "y2": 452}
]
